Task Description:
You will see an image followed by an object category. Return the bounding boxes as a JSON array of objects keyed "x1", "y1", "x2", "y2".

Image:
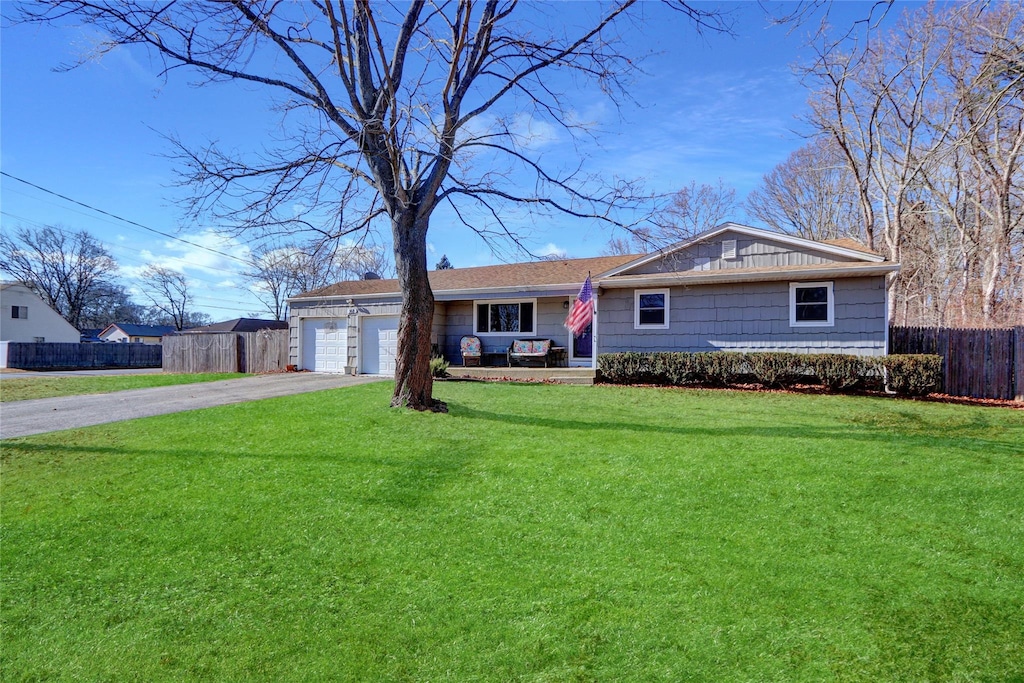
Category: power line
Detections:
[
  {"x1": 1, "y1": 210, "x2": 264, "y2": 312},
  {"x1": 1, "y1": 210, "x2": 247, "y2": 280},
  {"x1": 0, "y1": 171, "x2": 253, "y2": 266}
]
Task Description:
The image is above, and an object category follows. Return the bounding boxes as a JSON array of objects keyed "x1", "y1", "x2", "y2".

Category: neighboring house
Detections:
[
  {"x1": 176, "y1": 318, "x2": 289, "y2": 333},
  {"x1": 0, "y1": 282, "x2": 81, "y2": 343},
  {"x1": 98, "y1": 323, "x2": 176, "y2": 344},
  {"x1": 80, "y1": 328, "x2": 104, "y2": 343},
  {"x1": 287, "y1": 223, "x2": 900, "y2": 375}
]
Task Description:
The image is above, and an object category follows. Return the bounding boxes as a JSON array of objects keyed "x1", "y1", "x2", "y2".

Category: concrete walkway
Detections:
[{"x1": 0, "y1": 373, "x2": 384, "y2": 439}]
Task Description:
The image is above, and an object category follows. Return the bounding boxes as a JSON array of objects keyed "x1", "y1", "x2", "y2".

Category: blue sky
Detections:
[{"x1": 1, "y1": 2, "x2": 897, "y2": 320}]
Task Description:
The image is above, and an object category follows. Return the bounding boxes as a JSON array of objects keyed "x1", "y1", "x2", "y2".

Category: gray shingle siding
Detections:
[
  {"x1": 597, "y1": 276, "x2": 887, "y2": 356},
  {"x1": 629, "y1": 231, "x2": 859, "y2": 275},
  {"x1": 440, "y1": 298, "x2": 574, "y2": 363}
]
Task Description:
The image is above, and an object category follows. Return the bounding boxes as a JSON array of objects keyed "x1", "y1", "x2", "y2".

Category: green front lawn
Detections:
[
  {"x1": 0, "y1": 372, "x2": 246, "y2": 402},
  {"x1": 2, "y1": 383, "x2": 1022, "y2": 681}
]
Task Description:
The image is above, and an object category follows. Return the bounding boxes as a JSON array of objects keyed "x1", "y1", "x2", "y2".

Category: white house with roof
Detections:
[
  {"x1": 98, "y1": 323, "x2": 176, "y2": 344},
  {"x1": 0, "y1": 282, "x2": 80, "y2": 344}
]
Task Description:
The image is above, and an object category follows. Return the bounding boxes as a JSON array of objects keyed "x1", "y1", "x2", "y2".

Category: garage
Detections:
[
  {"x1": 360, "y1": 315, "x2": 399, "y2": 375},
  {"x1": 301, "y1": 318, "x2": 348, "y2": 372}
]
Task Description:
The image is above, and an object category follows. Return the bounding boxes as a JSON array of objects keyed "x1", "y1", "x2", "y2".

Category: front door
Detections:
[{"x1": 570, "y1": 323, "x2": 593, "y2": 363}]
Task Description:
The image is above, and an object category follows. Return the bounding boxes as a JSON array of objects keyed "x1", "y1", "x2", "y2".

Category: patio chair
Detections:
[{"x1": 460, "y1": 335, "x2": 482, "y2": 366}]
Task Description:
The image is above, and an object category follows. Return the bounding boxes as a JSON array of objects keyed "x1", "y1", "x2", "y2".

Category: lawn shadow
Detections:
[
  {"x1": 446, "y1": 403, "x2": 1024, "y2": 457},
  {"x1": 359, "y1": 443, "x2": 473, "y2": 510},
  {"x1": 2, "y1": 439, "x2": 475, "y2": 511}
]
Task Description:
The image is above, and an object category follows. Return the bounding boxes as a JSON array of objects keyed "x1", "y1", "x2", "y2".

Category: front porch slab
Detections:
[{"x1": 446, "y1": 366, "x2": 596, "y2": 385}]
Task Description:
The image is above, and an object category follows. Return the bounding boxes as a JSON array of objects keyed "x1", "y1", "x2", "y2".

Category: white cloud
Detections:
[
  {"x1": 510, "y1": 113, "x2": 560, "y2": 150},
  {"x1": 538, "y1": 243, "x2": 566, "y2": 259},
  {"x1": 120, "y1": 230, "x2": 252, "y2": 283}
]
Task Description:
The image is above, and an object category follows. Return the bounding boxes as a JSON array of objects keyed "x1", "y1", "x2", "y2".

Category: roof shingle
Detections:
[{"x1": 295, "y1": 254, "x2": 637, "y2": 299}]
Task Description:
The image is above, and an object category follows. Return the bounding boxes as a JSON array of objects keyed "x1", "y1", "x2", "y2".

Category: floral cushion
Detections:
[
  {"x1": 511, "y1": 339, "x2": 551, "y2": 355},
  {"x1": 512, "y1": 340, "x2": 533, "y2": 355},
  {"x1": 460, "y1": 336, "x2": 481, "y2": 356}
]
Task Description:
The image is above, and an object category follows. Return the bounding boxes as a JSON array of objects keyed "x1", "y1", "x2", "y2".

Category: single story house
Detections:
[
  {"x1": 287, "y1": 223, "x2": 900, "y2": 375},
  {"x1": 0, "y1": 282, "x2": 81, "y2": 343},
  {"x1": 98, "y1": 323, "x2": 176, "y2": 344},
  {"x1": 176, "y1": 317, "x2": 289, "y2": 333}
]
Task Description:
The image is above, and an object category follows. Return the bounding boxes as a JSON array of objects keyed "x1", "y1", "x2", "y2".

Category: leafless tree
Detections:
[
  {"x1": 799, "y1": 1, "x2": 1023, "y2": 326},
  {"x1": 745, "y1": 137, "x2": 864, "y2": 242},
  {"x1": 245, "y1": 246, "x2": 296, "y2": 322},
  {"x1": 78, "y1": 283, "x2": 147, "y2": 329},
  {"x1": 246, "y1": 240, "x2": 392, "y2": 320},
  {"x1": 948, "y1": 3, "x2": 1024, "y2": 323},
  {"x1": 0, "y1": 224, "x2": 119, "y2": 329},
  {"x1": 19, "y1": 1, "x2": 733, "y2": 410},
  {"x1": 648, "y1": 179, "x2": 738, "y2": 246},
  {"x1": 139, "y1": 265, "x2": 192, "y2": 330},
  {"x1": 601, "y1": 235, "x2": 640, "y2": 256}
]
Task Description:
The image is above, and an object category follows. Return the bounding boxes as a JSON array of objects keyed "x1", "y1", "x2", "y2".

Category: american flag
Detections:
[{"x1": 564, "y1": 275, "x2": 594, "y2": 337}]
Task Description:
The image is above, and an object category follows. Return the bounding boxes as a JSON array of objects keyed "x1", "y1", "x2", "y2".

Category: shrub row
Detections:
[{"x1": 598, "y1": 351, "x2": 942, "y2": 396}]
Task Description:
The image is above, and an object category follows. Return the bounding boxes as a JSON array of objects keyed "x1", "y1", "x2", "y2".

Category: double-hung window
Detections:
[
  {"x1": 475, "y1": 300, "x2": 535, "y2": 335},
  {"x1": 634, "y1": 289, "x2": 670, "y2": 329},
  {"x1": 790, "y1": 282, "x2": 834, "y2": 327},
  {"x1": 11, "y1": 305, "x2": 28, "y2": 319}
]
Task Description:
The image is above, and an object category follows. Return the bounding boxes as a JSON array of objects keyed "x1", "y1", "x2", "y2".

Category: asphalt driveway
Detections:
[{"x1": 0, "y1": 373, "x2": 384, "y2": 439}]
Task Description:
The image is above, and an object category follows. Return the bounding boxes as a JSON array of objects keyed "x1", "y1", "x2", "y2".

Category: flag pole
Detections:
[{"x1": 590, "y1": 271, "x2": 599, "y2": 371}]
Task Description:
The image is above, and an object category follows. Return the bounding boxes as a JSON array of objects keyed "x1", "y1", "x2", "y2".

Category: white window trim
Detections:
[
  {"x1": 790, "y1": 281, "x2": 835, "y2": 327},
  {"x1": 634, "y1": 288, "x2": 670, "y2": 329},
  {"x1": 473, "y1": 298, "x2": 538, "y2": 336}
]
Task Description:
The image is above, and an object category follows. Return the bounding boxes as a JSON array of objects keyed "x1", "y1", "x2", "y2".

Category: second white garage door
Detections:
[
  {"x1": 360, "y1": 316, "x2": 399, "y2": 375},
  {"x1": 301, "y1": 318, "x2": 348, "y2": 373}
]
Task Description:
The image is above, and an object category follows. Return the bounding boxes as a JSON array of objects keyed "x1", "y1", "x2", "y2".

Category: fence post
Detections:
[{"x1": 1015, "y1": 326, "x2": 1023, "y2": 402}]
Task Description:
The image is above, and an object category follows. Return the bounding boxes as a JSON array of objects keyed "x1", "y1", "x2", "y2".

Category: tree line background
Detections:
[
  {"x1": 5, "y1": 2, "x2": 1020, "y2": 340},
  {"x1": 0, "y1": 224, "x2": 389, "y2": 331},
  {"x1": 613, "y1": 2, "x2": 1022, "y2": 328}
]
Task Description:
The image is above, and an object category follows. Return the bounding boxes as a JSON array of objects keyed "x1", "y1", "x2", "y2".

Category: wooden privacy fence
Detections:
[
  {"x1": 162, "y1": 330, "x2": 288, "y2": 374},
  {"x1": 0, "y1": 341, "x2": 162, "y2": 370},
  {"x1": 889, "y1": 326, "x2": 1023, "y2": 401}
]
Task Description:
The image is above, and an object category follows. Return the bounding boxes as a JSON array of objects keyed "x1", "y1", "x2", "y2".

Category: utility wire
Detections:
[
  {"x1": 1, "y1": 171, "x2": 252, "y2": 266},
  {"x1": 1, "y1": 210, "x2": 246, "y2": 280}
]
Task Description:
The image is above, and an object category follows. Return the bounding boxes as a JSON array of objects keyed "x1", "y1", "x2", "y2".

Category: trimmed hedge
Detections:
[
  {"x1": 599, "y1": 351, "x2": 942, "y2": 396},
  {"x1": 879, "y1": 354, "x2": 943, "y2": 396}
]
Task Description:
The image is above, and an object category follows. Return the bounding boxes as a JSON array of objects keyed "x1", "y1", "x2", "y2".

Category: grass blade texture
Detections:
[{"x1": 2, "y1": 382, "x2": 1022, "y2": 681}]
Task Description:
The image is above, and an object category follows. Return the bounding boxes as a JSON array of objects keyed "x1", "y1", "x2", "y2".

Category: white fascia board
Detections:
[
  {"x1": 597, "y1": 263, "x2": 900, "y2": 289},
  {"x1": 433, "y1": 283, "x2": 580, "y2": 300},
  {"x1": 597, "y1": 222, "x2": 885, "y2": 279}
]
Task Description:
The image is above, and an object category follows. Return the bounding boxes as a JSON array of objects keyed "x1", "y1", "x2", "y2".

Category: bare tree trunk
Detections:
[{"x1": 391, "y1": 211, "x2": 443, "y2": 412}]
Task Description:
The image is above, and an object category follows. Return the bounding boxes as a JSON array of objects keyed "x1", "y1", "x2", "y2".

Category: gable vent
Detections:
[{"x1": 722, "y1": 239, "x2": 738, "y2": 260}]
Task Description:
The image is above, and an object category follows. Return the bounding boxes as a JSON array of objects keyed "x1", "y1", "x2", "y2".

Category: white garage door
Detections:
[
  {"x1": 360, "y1": 316, "x2": 399, "y2": 375},
  {"x1": 301, "y1": 318, "x2": 348, "y2": 373}
]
